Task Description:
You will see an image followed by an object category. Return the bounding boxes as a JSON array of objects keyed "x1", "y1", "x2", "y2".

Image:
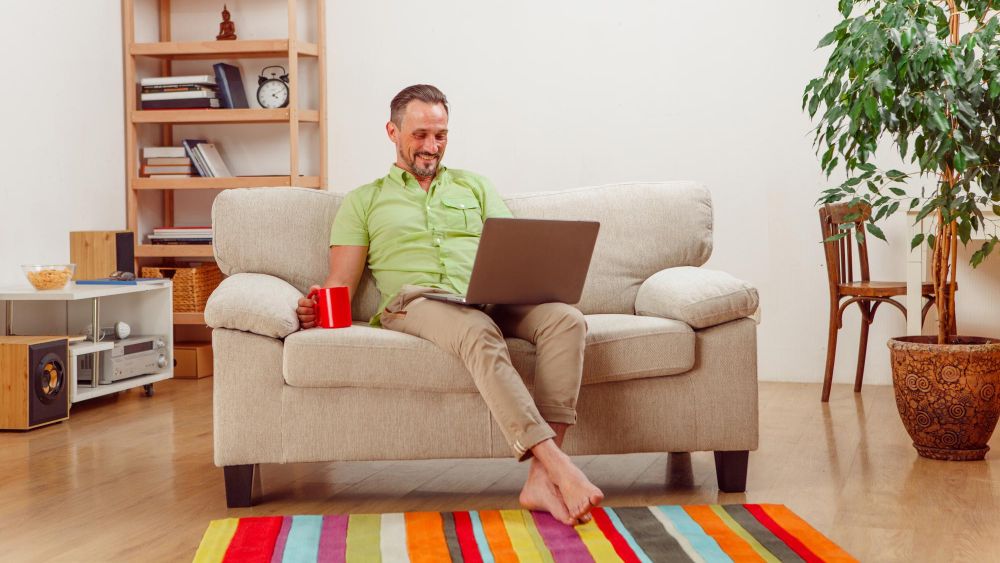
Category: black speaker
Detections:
[{"x1": 1, "y1": 337, "x2": 69, "y2": 430}]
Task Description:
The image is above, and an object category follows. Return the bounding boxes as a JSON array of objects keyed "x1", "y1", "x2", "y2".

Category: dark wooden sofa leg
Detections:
[
  {"x1": 224, "y1": 464, "x2": 261, "y2": 508},
  {"x1": 714, "y1": 451, "x2": 749, "y2": 493}
]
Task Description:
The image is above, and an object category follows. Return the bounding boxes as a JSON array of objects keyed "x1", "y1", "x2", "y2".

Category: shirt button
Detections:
[{"x1": 459, "y1": 204, "x2": 465, "y2": 208}]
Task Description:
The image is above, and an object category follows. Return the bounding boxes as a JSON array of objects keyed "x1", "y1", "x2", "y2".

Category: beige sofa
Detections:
[{"x1": 206, "y1": 181, "x2": 760, "y2": 507}]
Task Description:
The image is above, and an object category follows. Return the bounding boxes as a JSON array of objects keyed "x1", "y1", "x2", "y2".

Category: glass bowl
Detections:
[{"x1": 21, "y1": 264, "x2": 76, "y2": 290}]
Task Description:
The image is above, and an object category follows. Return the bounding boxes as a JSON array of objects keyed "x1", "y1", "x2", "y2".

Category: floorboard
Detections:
[{"x1": 1, "y1": 378, "x2": 998, "y2": 561}]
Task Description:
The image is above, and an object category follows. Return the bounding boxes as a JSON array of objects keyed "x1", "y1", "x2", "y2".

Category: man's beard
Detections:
[{"x1": 409, "y1": 151, "x2": 439, "y2": 178}]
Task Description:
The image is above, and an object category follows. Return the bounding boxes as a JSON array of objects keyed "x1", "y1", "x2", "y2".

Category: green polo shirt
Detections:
[{"x1": 330, "y1": 165, "x2": 513, "y2": 326}]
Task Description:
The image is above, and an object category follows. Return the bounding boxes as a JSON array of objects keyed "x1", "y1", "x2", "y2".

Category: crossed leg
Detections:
[
  {"x1": 519, "y1": 423, "x2": 604, "y2": 525},
  {"x1": 381, "y1": 287, "x2": 602, "y2": 526}
]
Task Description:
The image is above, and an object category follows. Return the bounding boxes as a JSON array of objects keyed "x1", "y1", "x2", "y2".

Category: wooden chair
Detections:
[{"x1": 819, "y1": 202, "x2": 937, "y2": 402}]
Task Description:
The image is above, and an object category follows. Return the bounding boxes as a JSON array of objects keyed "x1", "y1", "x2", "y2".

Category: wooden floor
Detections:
[{"x1": 2, "y1": 379, "x2": 999, "y2": 562}]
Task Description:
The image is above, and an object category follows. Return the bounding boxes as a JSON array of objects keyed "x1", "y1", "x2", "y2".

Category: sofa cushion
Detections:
[
  {"x1": 205, "y1": 273, "x2": 303, "y2": 339},
  {"x1": 635, "y1": 266, "x2": 759, "y2": 329},
  {"x1": 282, "y1": 313, "x2": 694, "y2": 392}
]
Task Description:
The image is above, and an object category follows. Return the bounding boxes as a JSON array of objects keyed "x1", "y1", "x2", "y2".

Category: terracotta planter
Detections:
[{"x1": 888, "y1": 336, "x2": 1000, "y2": 461}]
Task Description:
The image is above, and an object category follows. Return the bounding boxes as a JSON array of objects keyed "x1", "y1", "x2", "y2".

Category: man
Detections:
[{"x1": 296, "y1": 85, "x2": 603, "y2": 525}]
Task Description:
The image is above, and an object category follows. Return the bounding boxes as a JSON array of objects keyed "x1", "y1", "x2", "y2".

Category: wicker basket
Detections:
[{"x1": 141, "y1": 263, "x2": 223, "y2": 313}]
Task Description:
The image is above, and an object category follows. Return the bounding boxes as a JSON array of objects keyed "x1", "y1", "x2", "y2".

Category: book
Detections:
[
  {"x1": 140, "y1": 90, "x2": 218, "y2": 101},
  {"x1": 195, "y1": 143, "x2": 233, "y2": 177},
  {"x1": 149, "y1": 238, "x2": 213, "y2": 245},
  {"x1": 145, "y1": 157, "x2": 191, "y2": 166},
  {"x1": 150, "y1": 228, "x2": 212, "y2": 235},
  {"x1": 141, "y1": 84, "x2": 217, "y2": 93},
  {"x1": 141, "y1": 98, "x2": 221, "y2": 109},
  {"x1": 182, "y1": 139, "x2": 211, "y2": 177},
  {"x1": 140, "y1": 75, "x2": 216, "y2": 87},
  {"x1": 141, "y1": 165, "x2": 195, "y2": 175},
  {"x1": 142, "y1": 146, "x2": 186, "y2": 159},
  {"x1": 142, "y1": 174, "x2": 192, "y2": 179},
  {"x1": 212, "y1": 63, "x2": 249, "y2": 109}
]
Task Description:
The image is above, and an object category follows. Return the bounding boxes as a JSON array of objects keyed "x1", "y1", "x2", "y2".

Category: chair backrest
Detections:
[{"x1": 819, "y1": 202, "x2": 872, "y2": 289}]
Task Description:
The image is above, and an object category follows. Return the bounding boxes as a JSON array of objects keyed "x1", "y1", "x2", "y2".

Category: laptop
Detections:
[{"x1": 424, "y1": 218, "x2": 600, "y2": 306}]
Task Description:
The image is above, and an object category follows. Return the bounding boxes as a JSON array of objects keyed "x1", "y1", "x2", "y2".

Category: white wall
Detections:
[{"x1": 3, "y1": 1, "x2": 1000, "y2": 387}]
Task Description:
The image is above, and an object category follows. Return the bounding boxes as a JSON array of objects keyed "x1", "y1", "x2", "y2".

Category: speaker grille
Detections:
[
  {"x1": 35, "y1": 353, "x2": 65, "y2": 404},
  {"x1": 27, "y1": 340, "x2": 68, "y2": 427}
]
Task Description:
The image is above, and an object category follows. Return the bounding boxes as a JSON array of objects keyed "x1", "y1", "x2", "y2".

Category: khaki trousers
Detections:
[{"x1": 380, "y1": 285, "x2": 587, "y2": 460}]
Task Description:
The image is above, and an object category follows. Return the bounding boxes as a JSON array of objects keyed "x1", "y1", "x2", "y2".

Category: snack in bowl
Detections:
[{"x1": 21, "y1": 264, "x2": 76, "y2": 290}]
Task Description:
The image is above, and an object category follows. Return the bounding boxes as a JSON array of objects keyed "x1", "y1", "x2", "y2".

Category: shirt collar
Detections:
[{"x1": 388, "y1": 164, "x2": 448, "y2": 188}]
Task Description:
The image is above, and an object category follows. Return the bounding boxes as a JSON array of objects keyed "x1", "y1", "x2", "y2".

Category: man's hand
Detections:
[{"x1": 296, "y1": 285, "x2": 321, "y2": 329}]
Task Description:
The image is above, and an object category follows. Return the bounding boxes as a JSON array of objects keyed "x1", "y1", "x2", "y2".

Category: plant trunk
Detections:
[{"x1": 932, "y1": 1, "x2": 962, "y2": 345}]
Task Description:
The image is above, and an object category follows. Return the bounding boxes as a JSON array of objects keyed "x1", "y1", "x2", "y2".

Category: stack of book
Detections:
[
  {"x1": 182, "y1": 139, "x2": 233, "y2": 177},
  {"x1": 141, "y1": 146, "x2": 194, "y2": 178},
  {"x1": 140, "y1": 75, "x2": 219, "y2": 109},
  {"x1": 148, "y1": 226, "x2": 213, "y2": 245}
]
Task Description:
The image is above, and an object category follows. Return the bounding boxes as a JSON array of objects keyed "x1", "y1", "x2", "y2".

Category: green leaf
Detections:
[
  {"x1": 817, "y1": 30, "x2": 839, "y2": 48},
  {"x1": 955, "y1": 151, "x2": 967, "y2": 172},
  {"x1": 911, "y1": 233, "x2": 925, "y2": 250},
  {"x1": 990, "y1": 80, "x2": 1000, "y2": 100},
  {"x1": 958, "y1": 219, "x2": 973, "y2": 244},
  {"x1": 890, "y1": 187, "x2": 907, "y2": 196},
  {"x1": 886, "y1": 169, "x2": 907, "y2": 181},
  {"x1": 866, "y1": 222, "x2": 887, "y2": 242},
  {"x1": 864, "y1": 95, "x2": 879, "y2": 120},
  {"x1": 932, "y1": 111, "x2": 949, "y2": 131},
  {"x1": 824, "y1": 232, "x2": 849, "y2": 243},
  {"x1": 909, "y1": 198, "x2": 920, "y2": 210}
]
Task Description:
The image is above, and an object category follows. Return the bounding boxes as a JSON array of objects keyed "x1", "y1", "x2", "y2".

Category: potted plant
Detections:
[{"x1": 805, "y1": 0, "x2": 1000, "y2": 460}]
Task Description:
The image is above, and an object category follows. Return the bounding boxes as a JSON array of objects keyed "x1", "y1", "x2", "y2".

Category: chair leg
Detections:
[
  {"x1": 822, "y1": 300, "x2": 840, "y2": 402},
  {"x1": 854, "y1": 317, "x2": 870, "y2": 393}
]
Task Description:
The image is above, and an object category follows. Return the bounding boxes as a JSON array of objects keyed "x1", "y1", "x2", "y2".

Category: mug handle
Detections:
[{"x1": 307, "y1": 288, "x2": 318, "y2": 302}]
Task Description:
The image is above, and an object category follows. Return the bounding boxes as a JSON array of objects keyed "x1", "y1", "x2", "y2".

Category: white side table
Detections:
[
  {"x1": 0, "y1": 282, "x2": 174, "y2": 403},
  {"x1": 905, "y1": 209, "x2": 1000, "y2": 335}
]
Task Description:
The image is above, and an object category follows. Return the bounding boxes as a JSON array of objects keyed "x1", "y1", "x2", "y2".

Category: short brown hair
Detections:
[{"x1": 390, "y1": 84, "x2": 449, "y2": 126}]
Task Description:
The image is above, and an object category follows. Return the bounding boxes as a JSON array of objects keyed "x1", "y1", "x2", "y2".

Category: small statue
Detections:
[{"x1": 216, "y1": 5, "x2": 237, "y2": 40}]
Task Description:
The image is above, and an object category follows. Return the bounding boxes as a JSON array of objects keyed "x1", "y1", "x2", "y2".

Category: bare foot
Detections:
[
  {"x1": 544, "y1": 454, "x2": 604, "y2": 522},
  {"x1": 519, "y1": 461, "x2": 576, "y2": 526}
]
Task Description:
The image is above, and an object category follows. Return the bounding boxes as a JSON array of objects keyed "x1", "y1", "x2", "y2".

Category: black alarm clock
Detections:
[{"x1": 257, "y1": 65, "x2": 290, "y2": 109}]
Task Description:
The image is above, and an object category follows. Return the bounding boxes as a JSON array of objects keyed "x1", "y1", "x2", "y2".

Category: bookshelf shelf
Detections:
[
  {"x1": 132, "y1": 39, "x2": 318, "y2": 60},
  {"x1": 173, "y1": 312, "x2": 206, "y2": 325},
  {"x1": 133, "y1": 175, "x2": 322, "y2": 190},
  {"x1": 132, "y1": 108, "x2": 319, "y2": 124},
  {"x1": 135, "y1": 245, "x2": 214, "y2": 258}
]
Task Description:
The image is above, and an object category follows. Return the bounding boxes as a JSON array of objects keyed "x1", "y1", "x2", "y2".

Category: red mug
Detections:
[{"x1": 307, "y1": 286, "x2": 352, "y2": 329}]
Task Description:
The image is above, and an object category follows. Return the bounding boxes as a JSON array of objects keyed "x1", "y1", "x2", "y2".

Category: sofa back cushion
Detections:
[{"x1": 212, "y1": 181, "x2": 712, "y2": 318}]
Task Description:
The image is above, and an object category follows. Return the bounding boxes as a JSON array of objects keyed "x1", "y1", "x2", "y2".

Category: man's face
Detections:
[{"x1": 387, "y1": 100, "x2": 449, "y2": 180}]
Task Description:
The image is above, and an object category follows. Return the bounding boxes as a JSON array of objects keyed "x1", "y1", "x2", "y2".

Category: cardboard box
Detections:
[{"x1": 174, "y1": 341, "x2": 213, "y2": 379}]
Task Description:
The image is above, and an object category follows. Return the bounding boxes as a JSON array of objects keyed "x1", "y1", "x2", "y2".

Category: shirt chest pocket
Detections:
[{"x1": 441, "y1": 197, "x2": 483, "y2": 233}]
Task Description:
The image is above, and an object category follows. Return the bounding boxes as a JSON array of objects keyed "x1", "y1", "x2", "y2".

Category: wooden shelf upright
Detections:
[{"x1": 121, "y1": 0, "x2": 328, "y2": 327}]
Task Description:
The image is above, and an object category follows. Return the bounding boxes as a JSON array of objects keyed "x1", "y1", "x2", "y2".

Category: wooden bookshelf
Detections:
[
  {"x1": 173, "y1": 312, "x2": 207, "y2": 325},
  {"x1": 132, "y1": 108, "x2": 320, "y2": 124},
  {"x1": 135, "y1": 245, "x2": 214, "y2": 258},
  {"x1": 132, "y1": 39, "x2": 319, "y2": 60},
  {"x1": 122, "y1": 0, "x2": 327, "y2": 330},
  {"x1": 134, "y1": 175, "x2": 322, "y2": 190}
]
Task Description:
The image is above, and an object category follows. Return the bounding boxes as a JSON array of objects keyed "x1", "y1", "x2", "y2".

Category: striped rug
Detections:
[{"x1": 194, "y1": 504, "x2": 855, "y2": 562}]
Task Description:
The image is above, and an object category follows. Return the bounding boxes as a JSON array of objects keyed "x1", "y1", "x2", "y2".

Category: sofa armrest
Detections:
[
  {"x1": 635, "y1": 266, "x2": 759, "y2": 329},
  {"x1": 205, "y1": 273, "x2": 302, "y2": 338}
]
